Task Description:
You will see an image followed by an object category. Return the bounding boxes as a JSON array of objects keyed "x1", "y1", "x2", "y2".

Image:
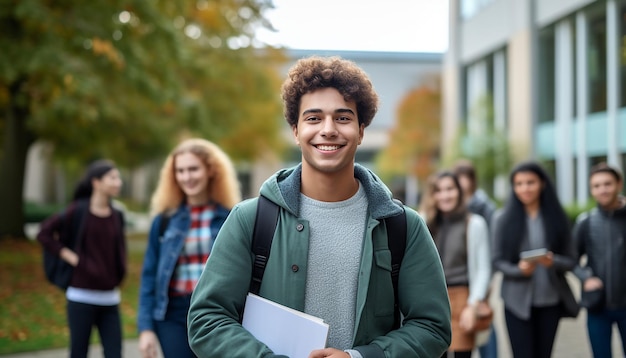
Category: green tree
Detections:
[
  {"x1": 375, "y1": 81, "x2": 441, "y2": 184},
  {"x1": 0, "y1": 0, "x2": 286, "y2": 238}
]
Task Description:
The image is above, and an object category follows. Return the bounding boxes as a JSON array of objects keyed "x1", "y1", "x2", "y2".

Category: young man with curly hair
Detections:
[{"x1": 187, "y1": 56, "x2": 451, "y2": 358}]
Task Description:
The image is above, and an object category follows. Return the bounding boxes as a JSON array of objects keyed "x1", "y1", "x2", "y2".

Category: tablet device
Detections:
[{"x1": 519, "y1": 248, "x2": 549, "y2": 261}]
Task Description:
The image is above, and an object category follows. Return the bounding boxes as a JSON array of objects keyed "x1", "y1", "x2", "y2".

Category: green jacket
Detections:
[{"x1": 188, "y1": 164, "x2": 451, "y2": 357}]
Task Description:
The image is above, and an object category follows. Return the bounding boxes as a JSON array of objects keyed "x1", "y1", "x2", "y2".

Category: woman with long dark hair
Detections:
[
  {"x1": 37, "y1": 159, "x2": 126, "y2": 358},
  {"x1": 137, "y1": 138, "x2": 241, "y2": 358},
  {"x1": 420, "y1": 171, "x2": 491, "y2": 358},
  {"x1": 492, "y1": 161, "x2": 578, "y2": 358}
]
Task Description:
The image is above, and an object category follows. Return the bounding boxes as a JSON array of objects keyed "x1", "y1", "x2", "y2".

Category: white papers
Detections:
[
  {"x1": 242, "y1": 293, "x2": 329, "y2": 357},
  {"x1": 519, "y1": 248, "x2": 549, "y2": 262}
]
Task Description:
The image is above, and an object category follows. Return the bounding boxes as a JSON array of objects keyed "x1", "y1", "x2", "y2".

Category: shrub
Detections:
[
  {"x1": 564, "y1": 201, "x2": 596, "y2": 226},
  {"x1": 23, "y1": 202, "x2": 63, "y2": 223}
]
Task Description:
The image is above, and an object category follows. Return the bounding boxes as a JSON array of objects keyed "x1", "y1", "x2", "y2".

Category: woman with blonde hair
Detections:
[{"x1": 137, "y1": 138, "x2": 241, "y2": 358}]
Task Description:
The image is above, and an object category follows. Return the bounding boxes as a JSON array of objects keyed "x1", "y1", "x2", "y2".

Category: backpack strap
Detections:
[
  {"x1": 71, "y1": 200, "x2": 90, "y2": 253},
  {"x1": 385, "y1": 200, "x2": 407, "y2": 329},
  {"x1": 249, "y1": 195, "x2": 280, "y2": 295},
  {"x1": 248, "y1": 195, "x2": 407, "y2": 329}
]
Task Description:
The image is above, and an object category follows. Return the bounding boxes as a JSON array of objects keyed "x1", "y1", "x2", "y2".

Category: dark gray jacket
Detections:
[
  {"x1": 491, "y1": 209, "x2": 579, "y2": 320},
  {"x1": 573, "y1": 199, "x2": 626, "y2": 309},
  {"x1": 468, "y1": 189, "x2": 496, "y2": 228}
]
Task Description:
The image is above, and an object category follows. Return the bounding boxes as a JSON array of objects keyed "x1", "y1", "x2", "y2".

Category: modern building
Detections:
[{"x1": 443, "y1": 0, "x2": 626, "y2": 205}]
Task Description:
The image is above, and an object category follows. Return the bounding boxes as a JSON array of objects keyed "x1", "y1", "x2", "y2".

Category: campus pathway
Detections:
[{"x1": 0, "y1": 340, "x2": 141, "y2": 358}]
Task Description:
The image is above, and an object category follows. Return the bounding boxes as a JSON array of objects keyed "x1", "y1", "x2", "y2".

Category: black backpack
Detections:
[
  {"x1": 42, "y1": 200, "x2": 89, "y2": 290},
  {"x1": 42, "y1": 200, "x2": 125, "y2": 290},
  {"x1": 249, "y1": 195, "x2": 407, "y2": 328}
]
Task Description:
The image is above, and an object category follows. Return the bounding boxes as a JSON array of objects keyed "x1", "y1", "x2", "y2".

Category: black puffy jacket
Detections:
[{"x1": 573, "y1": 199, "x2": 626, "y2": 309}]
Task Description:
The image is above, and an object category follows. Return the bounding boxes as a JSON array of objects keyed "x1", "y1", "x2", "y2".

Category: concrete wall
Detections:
[
  {"x1": 535, "y1": 0, "x2": 596, "y2": 27},
  {"x1": 460, "y1": 0, "x2": 531, "y2": 63},
  {"x1": 507, "y1": 30, "x2": 534, "y2": 160}
]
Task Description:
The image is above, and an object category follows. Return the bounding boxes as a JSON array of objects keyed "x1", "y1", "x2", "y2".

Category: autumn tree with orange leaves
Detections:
[
  {"x1": 0, "y1": 0, "x2": 286, "y2": 237},
  {"x1": 375, "y1": 80, "x2": 441, "y2": 187}
]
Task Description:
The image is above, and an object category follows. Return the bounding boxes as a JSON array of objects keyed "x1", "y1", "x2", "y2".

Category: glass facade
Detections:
[
  {"x1": 621, "y1": 4, "x2": 626, "y2": 107},
  {"x1": 538, "y1": 26, "x2": 556, "y2": 123},
  {"x1": 462, "y1": 54, "x2": 501, "y2": 130},
  {"x1": 452, "y1": 0, "x2": 626, "y2": 205},
  {"x1": 460, "y1": 0, "x2": 496, "y2": 20},
  {"x1": 588, "y1": 8, "x2": 607, "y2": 113}
]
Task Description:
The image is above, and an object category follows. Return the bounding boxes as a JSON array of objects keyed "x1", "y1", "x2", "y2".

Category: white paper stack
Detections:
[{"x1": 242, "y1": 293, "x2": 329, "y2": 357}]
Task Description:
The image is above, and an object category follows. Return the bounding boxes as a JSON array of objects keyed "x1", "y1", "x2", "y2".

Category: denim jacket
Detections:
[{"x1": 137, "y1": 202, "x2": 230, "y2": 333}]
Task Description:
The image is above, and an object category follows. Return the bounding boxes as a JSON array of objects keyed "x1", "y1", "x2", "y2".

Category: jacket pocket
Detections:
[
  {"x1": 373, "y1": 249, "x2": 394, "y2": 317},
  {"x1": 581, "y1": 288, "x2": 605, "y2": 312}
]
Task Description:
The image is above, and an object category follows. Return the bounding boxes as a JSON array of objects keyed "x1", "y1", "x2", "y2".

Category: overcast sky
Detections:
[{"x1": 255, "y1": 0, "x2": 449, "y2": 53}]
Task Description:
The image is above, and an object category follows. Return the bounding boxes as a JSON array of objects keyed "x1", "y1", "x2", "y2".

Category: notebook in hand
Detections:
[{"x1": 242, "y1": 293, "x2": 329, "y2": 357}]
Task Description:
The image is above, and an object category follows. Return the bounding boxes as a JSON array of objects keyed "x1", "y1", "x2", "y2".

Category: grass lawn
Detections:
[{"x1": 0, "y1": 233, "x2": 147, "y2": 355}]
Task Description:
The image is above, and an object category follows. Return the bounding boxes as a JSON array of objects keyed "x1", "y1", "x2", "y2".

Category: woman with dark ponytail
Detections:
[
  {"x1": 37, "y1": 159, "x2": 126, "y2": 358},
  {"x1": 492, "y1": 161, "x2": 578, "y2": 358}
]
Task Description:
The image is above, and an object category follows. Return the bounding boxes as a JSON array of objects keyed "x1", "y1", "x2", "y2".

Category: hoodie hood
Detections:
[
  {"x1": 597, "y1": 195, "x2": 626, "y2": 216},
  {"x1": 258, "y1": 163, "x2": 403, "y2": 220}
]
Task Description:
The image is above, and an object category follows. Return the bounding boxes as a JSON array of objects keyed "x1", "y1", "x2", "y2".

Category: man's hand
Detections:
[
  {"x1": 584, "y1": 277, "x2": 604, "y2": 291},
  {"x1": 308, "y1": 348, "x2": 351, "y2": 358},
  {"x1": 138, "y1": 330, "x2": 159, "y2": 358}
]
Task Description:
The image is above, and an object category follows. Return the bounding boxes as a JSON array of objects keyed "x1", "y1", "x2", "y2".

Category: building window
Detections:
[
  {"x1": 621, "y1": 5, "x2": 626, "y2": 107},
  {"x1": 571, "y1": 20, "x2": 577, "y2": 118},
  {"x1": 622, "y1": 153, "x2": 626, "y2": 193},
  {"x1": 542, "y1": 159, "x2": 557, "y2": 185},
  {"x1": 538, "y1": 26, "x2": 556, "y2": 123},
  {"x1": 462, "y1": 51, "x2": 507, "y2": 131},
  {"x1": 462, "y1": 66, "x2": 469, "y2": 128},
  {"x1": 460, "y1": 0, "x2": 495, "y2": 20},
  {"x1": 588, "y1": 9, "x2": 607, "y2": 113}
]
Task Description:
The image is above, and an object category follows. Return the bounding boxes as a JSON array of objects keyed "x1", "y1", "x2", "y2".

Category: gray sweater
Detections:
[{"x1": 301, "y1": 182, "x2": 368, "y2": 350}]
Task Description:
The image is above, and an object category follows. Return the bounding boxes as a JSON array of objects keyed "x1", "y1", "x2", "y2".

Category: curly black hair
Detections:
[{"x1": 281, "y1": 56, "x2": 379, "y2": 128}]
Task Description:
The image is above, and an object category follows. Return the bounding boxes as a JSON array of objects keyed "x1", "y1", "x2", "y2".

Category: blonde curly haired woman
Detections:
[{"x1": 137, "y1": 138, "x2": 241, "y2": 358}]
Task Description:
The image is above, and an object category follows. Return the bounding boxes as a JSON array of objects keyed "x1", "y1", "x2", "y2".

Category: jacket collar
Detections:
[
  {"x1": 596, "y1": 195, "x2": 626, "y2": 217},
  {"x1": 261, "y1": 163, "x2": 403, "y2": 220},
  {"x1": 172, "y1": 201, "x2": 230, "y2": 220}
]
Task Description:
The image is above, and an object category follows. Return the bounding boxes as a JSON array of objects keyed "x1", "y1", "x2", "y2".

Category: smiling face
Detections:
[
  {"x1": 292, "y1": 87, "x2": 364, "y2": 178},
  {"x1": 590, "y1": 172, "x2": 621, "y2": 209},
  {"x1": 174, "y1": 151, "x2": 213, "y2": 204},
  {"x1": 434, "y1": 176, "x2": 462, "y2": 214},
  {"x1": 512, "y1": 171, "x2": 543, "y2": 208}
]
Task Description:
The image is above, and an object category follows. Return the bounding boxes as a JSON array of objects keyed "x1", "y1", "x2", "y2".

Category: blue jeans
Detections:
[
  {"x1": 67, "y1": 300, "x2": 122, "y2": 358},
  {"x1": 586, "y1": 307, "x2": 626, "y2": 358},
  {"x1": 478, "y1": 325, "x2": 498, "y2": 358},
  {"x1": 155, "y1": 295, "x2": 196, "y2": 358}
]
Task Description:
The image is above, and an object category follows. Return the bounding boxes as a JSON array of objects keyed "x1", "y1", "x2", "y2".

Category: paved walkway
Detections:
[
  {"x1": 0, "y1": 340, "x2": 141, "y2": 358},
  {"x1": 491, "y1": 272, "x2": 624, "y2": 358}
]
